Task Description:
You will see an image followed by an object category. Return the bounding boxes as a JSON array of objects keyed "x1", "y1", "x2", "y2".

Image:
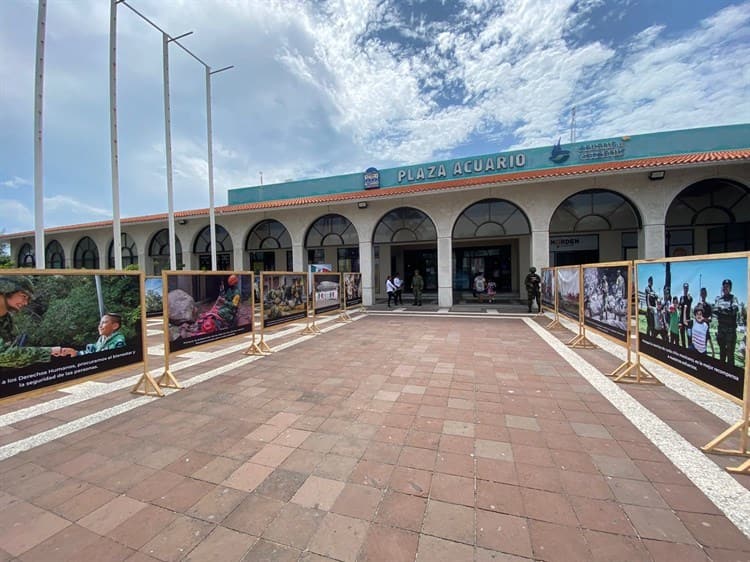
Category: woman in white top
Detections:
[{"x1": 386, "y1": 276, "x2": 396, "y2": 308}]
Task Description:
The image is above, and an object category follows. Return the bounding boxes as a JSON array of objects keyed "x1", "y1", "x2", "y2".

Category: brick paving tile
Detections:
[
  {"x1": 50, "y1": 483, "x2": 118, "y2": 522},
  {"x1": 520, "y1": 487, "x2": 577, "y2": 527},
  {"x1": 17, "y1": 523, "x2": 100, "y2": 562},
  {"x1": 126, "y1": 471, "x2": 186, "y2": 503},
  {"x1": 191, "y1": 456, "x2": 244, "y2": 484},
  {"x1": 475, "y1": 509, "x2": 532, "y2": 557},
  {"x1": 653, "y1": 482, "x2": 723, "y2": 514},
  {"x1": 421, "y1": 499, "x2": 475, "y2": 544},
  {"x1": 307, "y1": 512, "x2": 369, "y2": 562},
  {"x1": 312, "y1": 454, "x2": 359, "y2": 481},
  {"x1": 223, "y1": 492, "x2": 284, "y2": 536},
  {"x1": 429, "y1": 472, "x2": 474, "y2": 506},
  {"x1": 78, "y1": 494, "x2": 147, "y2": 535},
  {"x1": 528, "y1": 519, "x2": 592, "y2": 562},
  {"x1": 152, "y1": 477, "x2": 215, "y2": 513},
  {"x1": 374, "y1": 490, "x2": 427, "y2": 532},
  {"x1": 348, "y1": 460, "x2": 394, "y2": 489},
  {"x1": 569, "y1": 495, "x2": 636, "y2": 535},
  {"x1": 330, "y1": 483, "x2": 382, "y2": 520},
  {"x1": 222, "y1": 461, "x2": 273, "y2": 492},
  {"x1": 388, "y1": 466, "x2": 432, "y2": 497},
  {"x1": 0, "y1": 502, "x2": 71, "y2": 556},
  {"x1": 358, "y1": 524, "x2": 419, "y2": 562},
  {"x1": 186, "y1": 486, "x2": 247, "y2": 524},
  {"x1": 703, "y1": 546, "x2": 750, "y2": 562},
  {"x1": 279, "y1": 449, "x2": 325, "y2": 474},
  {"x1": 434, "y1": 450, "x2": 474, "y2": 477},
  {"x1": 591, "y1": 453, "x2": 646, "y2": 480},
  {"x1": 515, "y1": 463, "x2": 563, "y2": 493},
  {"x1": 249, "y1": 444, "x2": 296, "y2": 468},
  {"x1": 140, "y1": 515, "x2": 214, "y2": 562},
  {"x1": 163, "y1": 452, "x2": 217, "y2": 478},
  {"x1": 74, "y1": 535, "x2": 138, "y2": 561},
  {"x1": 106, "y1": 504, "x2": 177, "y2": 550},
  {"x1": 642, "y1": 539, "x2": 711, "y2": 562},
  {"x1": 583, "y1": 529, "x2": 651, "y2": 562},
  {"x1": 262, "y1": 503, "x2": 325, "y2": 550},
  {"x1": 476, "y1": 480, "x2": 524, "y2": 516},
  {"x1": 677, "y1": 512, "x2": 750, "y2": 551},
  {"x1": 623, "y1": 504, "x2": 697, "y2": 544},
  {"x1": 329, "y1": 436, "x2": 370, "y2": 458},
  {"x1": 253, "y1": 468, "x2": 308, "y2": 502},
  {"x1": 476, "y1": 458, "x2": 518, "y2": 485},
  {"x1": 290, "y1": 475, "x2": 345, "y2": 511},
  {"x1": 415, "y1": 534, "x2": 474, "y2": 562},
  {"x1": 243, "y1": 538, "x2": 300, "y2": 561},
  {"x1": 608, "y1": 476, "x2": 669, "y2": 508},
  {"x1": 475, "y1": 439, "x2": 514, "y2": 461},
  {"x1": 25, "y1": 479, "x2": 87, "y2": 511},
  {"x1": 559, "y1": 469, "x2": 612, "y2": 500},
  {"x1": 182, "y1": 526, "x2": 256, "y2": 562},
  {"x1": 398, "y1": 445, "x2": 437, "y2": 470}
]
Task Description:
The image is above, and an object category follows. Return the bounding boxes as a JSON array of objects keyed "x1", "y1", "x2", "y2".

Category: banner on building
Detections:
[
  {"x1": 1, "y1": 270, "x2": 145, "y2": 399},
  {"x1": 635, "y1": 254, "x2": 748, "y2": 403},
  {"x1": 165, "y1": 272, "x2": 254, "y2": 353},
  {"x1": 261, "y1": 272, "x2": 308, "y2": 328},
  {"x1": 583, "y1": 262, "x2": 630, "y2": 343}
]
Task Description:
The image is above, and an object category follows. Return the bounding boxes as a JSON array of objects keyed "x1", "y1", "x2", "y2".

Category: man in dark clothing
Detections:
[
  {"x1": 678, "y1": 282, "x2": 693, "y2": 348},
  {"x1": 525, "y1": 267, "x2": 542, "y2": 313},
  {"x1": 644, "y1": 276, "x2": 657, "y2": 337},
  {"x1": 714, "y1": 279, "x2": 740, "y2": 365},
  {"x1": 411, "y1": 270, "x2": 424, "y2": 306}
]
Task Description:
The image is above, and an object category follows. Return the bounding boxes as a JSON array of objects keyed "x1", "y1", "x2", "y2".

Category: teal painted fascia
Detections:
[{"x1": 227, "y1": 123, "x2": 750, "y2": 205}]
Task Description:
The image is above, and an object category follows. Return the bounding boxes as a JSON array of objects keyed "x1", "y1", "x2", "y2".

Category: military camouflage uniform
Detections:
[
  {"x1": 0, "y1": 276, "x2": 54, "y2": 368},
  {"x1": 525, "y1": 269, "x2": 542, "y2": 313}
]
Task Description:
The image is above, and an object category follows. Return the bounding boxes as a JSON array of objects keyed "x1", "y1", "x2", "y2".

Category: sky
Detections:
[{"x1": 1, "y1": 0, "x2": 749, "y2": 235}]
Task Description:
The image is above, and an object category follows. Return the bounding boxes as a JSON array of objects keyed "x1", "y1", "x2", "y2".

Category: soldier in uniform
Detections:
[
  {"x1": 644, "y1": 276, "x2": 657, "y2": 337},
  {"x1": 714, "y1": 279, "x2": 740, "y2": 365},
  {"x1": 411, "y1": 269, "x2": 424, "y2": 306},
  {"x1": 678, "y1": 283, "x2": 693, "y2": 348},
  {"x1": 0, "y1": 276, "x2": 67, "y2": 368},
  {"x1": 524, "y1": 267, "x2": 542, "y2": 313}
]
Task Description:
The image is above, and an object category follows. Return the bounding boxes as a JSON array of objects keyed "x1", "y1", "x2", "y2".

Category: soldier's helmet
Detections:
[
  {"x1": 0, "y1": 276, "x2": 34, "y2": 297},
  {"x1": 529, "y1": 267, "x2": 536, "y2": 273}
]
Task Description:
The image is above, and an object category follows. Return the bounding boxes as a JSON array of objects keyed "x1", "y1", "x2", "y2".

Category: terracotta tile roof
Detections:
[{"x1": 5, "y1": 149, "x2": 749, "y2": 238}]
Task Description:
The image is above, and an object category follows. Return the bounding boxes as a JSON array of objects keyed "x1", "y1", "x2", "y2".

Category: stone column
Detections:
[
  {"x1": 359, "y1": 240, "x2": 373, "y2": 306},
  {"x1": 641, "y1": 223, "x2": 665, "y2": 259},
  {"x1": 437, "y1": 235, "x2": 453, "y2": 307}
]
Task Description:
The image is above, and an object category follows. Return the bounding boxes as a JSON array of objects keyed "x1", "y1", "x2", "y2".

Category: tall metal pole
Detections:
[
  {"x1": 162, "y1": 32, "x2": 177, "y2": 271},
  {"x1": 33, "y1": 0, "x2": 47, "y2": 269},
  {"x1": 205, "y1": 64, "x2": 232, "y2": 271},
  {"x1": 110, "y1": 0, "x2": 123, "y2": 270}
]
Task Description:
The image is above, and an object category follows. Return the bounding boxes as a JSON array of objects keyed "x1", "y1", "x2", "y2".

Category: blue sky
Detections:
[{"x1": 1, "y1": 0, "x2": 749, "y2": 235}]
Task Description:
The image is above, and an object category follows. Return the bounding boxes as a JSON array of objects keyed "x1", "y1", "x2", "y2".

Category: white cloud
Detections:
[{"x1": 1, "y1": 176, "x2": 31, "y2": 190}]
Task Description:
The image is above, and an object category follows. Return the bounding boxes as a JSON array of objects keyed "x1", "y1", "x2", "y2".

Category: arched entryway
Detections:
[
  {"x1": 46, "y1": 240, "x2": 65, "y2": 269},
  {"x1": 149, "y1": 229, "x2": 183, "y2": 274},
  {"x1": 373, "y1": 207, "x2": 437, "y2": 296},
  {"x1": 73, "y1": 237, "x2": 99, "y2": 269},
  {"x1": 452, "y1": 198, "x2": 531, "y2": 296},
  {"x1": 16, "y1": 243, "x2": 35, "y2": 268},
  {"x1": 245, "y1": 219, "x2": 292, "y2": 273},
  {"x1": 305, "y1": 214, "x2": 360, "y2": 272},
  {"x1": 194, "y1": 225, "x2": 233, "y2": 270},
  {"x1": 549, "y1": 189, "x2": 641, "y2": 266},
  {"x1": 108, "y1": 233, "x2": 138, "y2": 268},
  {"x1": 665, "y1": 179, "x2": 750, "y2": 256}
]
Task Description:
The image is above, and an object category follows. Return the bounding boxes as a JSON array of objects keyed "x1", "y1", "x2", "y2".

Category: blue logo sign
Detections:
[
  {"x1": 549, "y1": 138, "x2": 570, "y2": 164},
  {"x1": 364, "y1": 167, "x2": 380, "y2": 189}
]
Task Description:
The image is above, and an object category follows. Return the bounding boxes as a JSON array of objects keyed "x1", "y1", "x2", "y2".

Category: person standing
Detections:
[
  {"x1": 644, "y1": 276, "x2": 657, "y2": 337},
  {"x1": 386, "y1": 275, "x2": 396, "y2": 308},
  {"x1": 411, "y1": 269, "x2": 424, "y2": 306},
  {"x1": 714, "y1": 279, "x2": 740, "y2": 365},
  {"x1": 473, "y1": 272, "x2": 486, "y2": 299},
  {"x1": 668, "y1": 297, "x2": 680, "y2": 345},
  {"x1": 678, "y1": 283, "x2": 693, "y2": 348},
  {"x1": 697, "y1": 287, "x2": 712, "y2": 321},
  {"x1": 393, "y1": 272, "x2": 403, "y2": 305},
  {"x1": 691, "y1": 304, "x2": 715, "y2": 356},
  {"x1": 524, "y1": 267, "x2": 541, "y2": 313}
]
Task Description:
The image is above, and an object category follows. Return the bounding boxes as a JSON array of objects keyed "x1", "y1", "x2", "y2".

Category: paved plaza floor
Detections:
[{"x1": 0, "y1": 309, "x2": 749, "y2": 561}]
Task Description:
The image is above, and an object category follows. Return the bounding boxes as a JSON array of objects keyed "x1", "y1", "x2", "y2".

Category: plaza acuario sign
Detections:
[{"x1": 395, "y1": 152, "x2": 527, "y2": 184}]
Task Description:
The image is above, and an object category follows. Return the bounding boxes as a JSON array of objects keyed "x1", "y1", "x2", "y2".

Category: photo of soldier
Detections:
[
  {"x1": 678, "y1": 283, "x2": 693, "y2": 348},
  {"x1": 644, "y1": 276, "x2": 657, "y2": 337},
  {"x1": 0, "y1": 276, "x2": 68, "y2": 368},
  {"x1": 262, "y1": 273, "x2": 308, "y2": 328},
  {"x1": 714, "y1": 279, "x2": 740, "y2": 365},
  {"x1": 583, "y1": 265, "x2": 629, "y2": 341}
]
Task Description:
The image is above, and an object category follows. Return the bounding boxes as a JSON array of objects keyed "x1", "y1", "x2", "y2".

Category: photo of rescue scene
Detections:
[
  {"x1": 556, "y1": 266, "x2": 580, "y2": 321},
  {"x1": 583, "y1": 265, "x2": 629, "y2": 341},
  {"x1": 166, "y1": 273, "x2": 254, "y2": 351},
  {"x1": 262, "y1": 273, "x2": 308, "y2": 328},
  {"x1": 343, "y1": 272, "x2": 363, "y2": 307}
]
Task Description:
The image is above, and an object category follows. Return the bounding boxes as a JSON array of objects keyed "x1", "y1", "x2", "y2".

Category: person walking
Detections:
[
  {"x1": 411, "y1": 269, "x2": 424, "y2": 306},
  {"x1": 386, "y1": 275, "x2": 396, "y2": 308},
  {"x1": 393, "y1": 272, "x2": 403, "y2": 305}
]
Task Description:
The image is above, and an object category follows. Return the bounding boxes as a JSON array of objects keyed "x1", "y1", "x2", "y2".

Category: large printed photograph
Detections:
[
  {"x1": 145, "y1": 276, "x2": 163, "y2": 316},
  {"x1": 343, "y1": 273, "x2": 363, "y2": 307},
  {"x1": 636, "y1": 257, "x2": 747, "y2": 401},
  {"x1": 583, "y1": 265, "x2": 629, "y2": 342},
  {"x1": 1, "y1": 272, "x2": 144, "y2": 399},
  {"x1": 556, "y1": 266, "x2": 580, "y2": 321},
  {"x1": 313, "y1": 273, "x2": 341, "y2": 315},
  {"x1": 166, "y1": 273, "x2": 254, "y2": 352},
  {"x1": 262, "y1": 273, "x2": 308, "y2": 328},
  {"x1": 541, "y1": 267, "x2": 555, "y2": 311}
]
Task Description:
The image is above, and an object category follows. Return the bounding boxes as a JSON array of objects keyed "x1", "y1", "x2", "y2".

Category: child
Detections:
[
  {"x1": 691, "y1": 303, "x2": 715, "y2": 355},
  {"x1": 486, "y1": 280, "x2": 496, "y2": 303},
  {"x1": 668, "y1": 296, "x2": 680, "y2": 345}
]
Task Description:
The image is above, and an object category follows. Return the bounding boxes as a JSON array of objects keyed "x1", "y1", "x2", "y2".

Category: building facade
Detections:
[{"x1": 5, "y1": 124, "x2": 750, "y2": 307}]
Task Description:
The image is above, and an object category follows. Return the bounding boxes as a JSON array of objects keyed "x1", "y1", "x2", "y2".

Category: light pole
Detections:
[
  {"x1": 33, "y1": 0, "x2": 48, "y2": 269},
  {"x1": 205, "y1": 64, "x2": 233, "y2": 271}
]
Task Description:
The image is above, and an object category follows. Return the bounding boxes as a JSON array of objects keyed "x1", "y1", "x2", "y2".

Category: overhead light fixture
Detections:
[
  {"x1": 357, "y1": 201, "x2": 368, "y2": 209},
  {"x1": 177, "y1": 219, "x2": 187, "y2": 225},
  {"x1": 648, "y1": 171, "x2": 665, "y2": 181}
]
